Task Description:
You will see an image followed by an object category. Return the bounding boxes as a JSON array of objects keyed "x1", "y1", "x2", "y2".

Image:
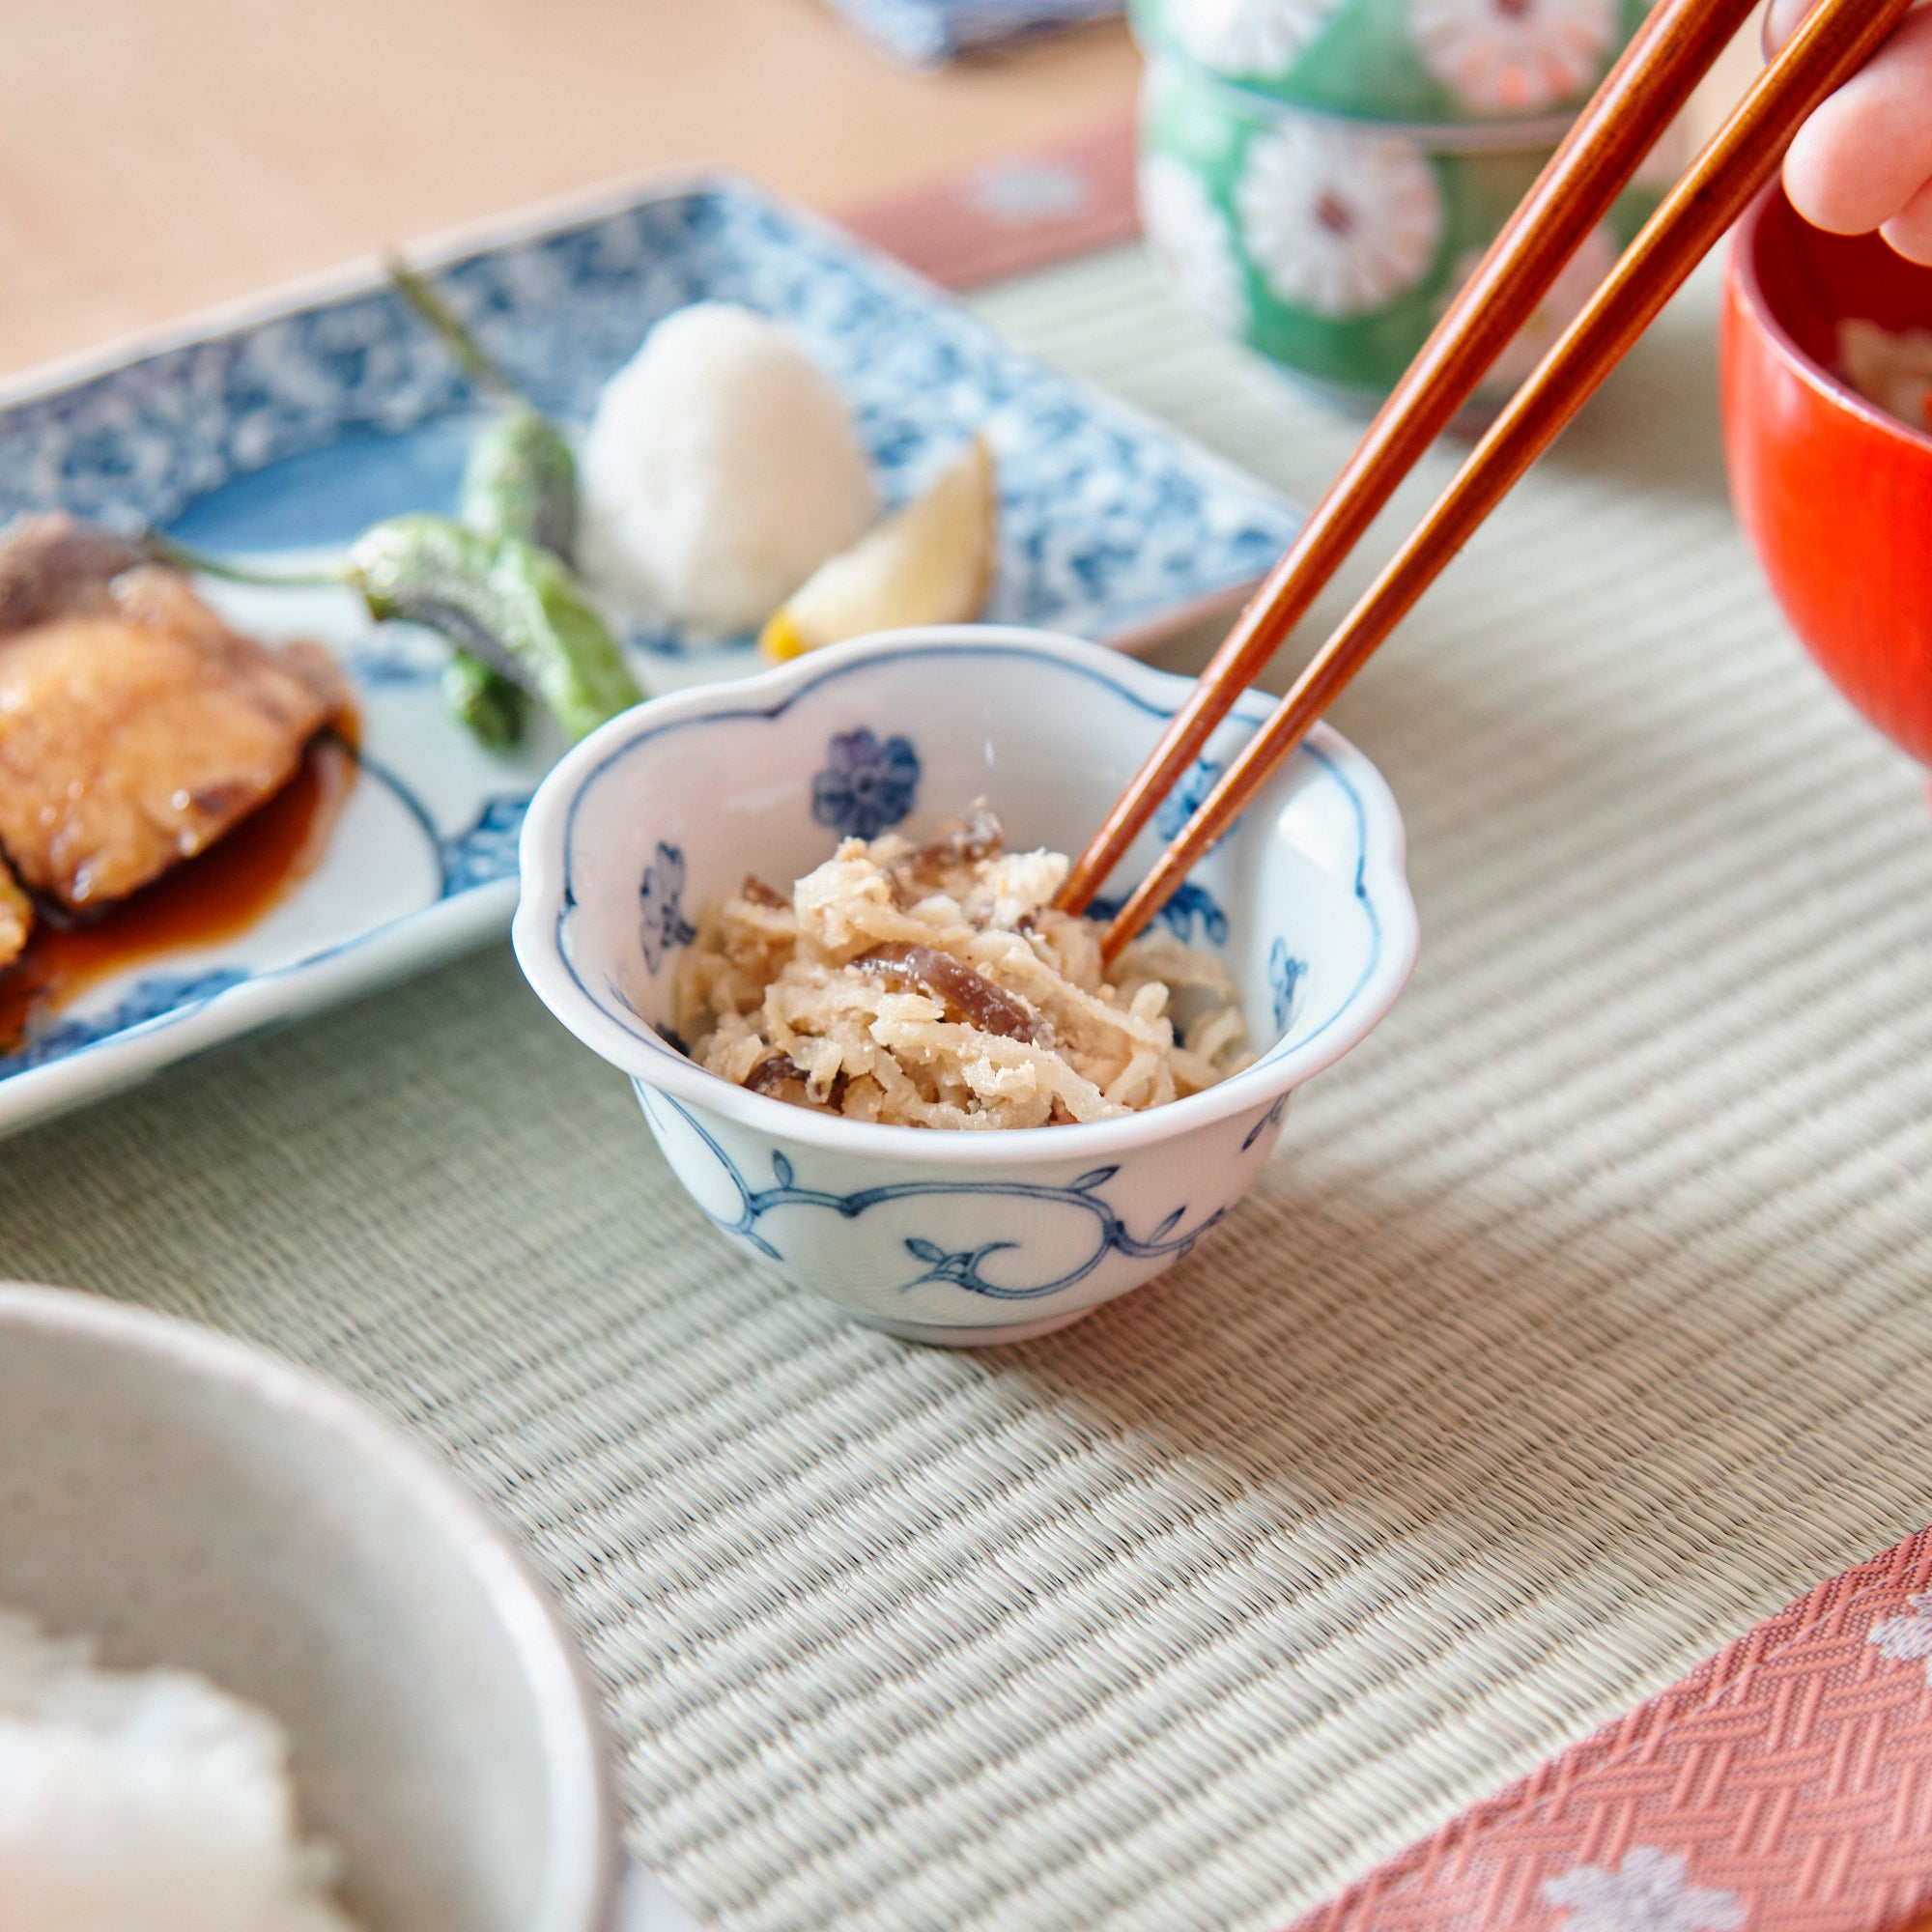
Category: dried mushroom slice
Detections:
[{"x1": 851, "y1": 941, "x2": 1053, "y2": 1046}]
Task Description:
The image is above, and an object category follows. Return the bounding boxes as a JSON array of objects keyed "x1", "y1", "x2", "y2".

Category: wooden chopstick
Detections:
[
  {"x1": 1058, "y1": 0, "x2": 1758, "y2": 919},
  {"x1": 1096, "y1": 0, "x2": 1912, "y2": 963}
]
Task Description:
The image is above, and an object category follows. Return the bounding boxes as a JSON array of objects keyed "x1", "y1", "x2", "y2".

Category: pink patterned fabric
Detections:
[
  {"x1": 1292, "y1": 1529, "x2": 1932, "y2": 1931},
  {"x1": 838, "y1": 115, "x2": 1138, "y2": 291}
]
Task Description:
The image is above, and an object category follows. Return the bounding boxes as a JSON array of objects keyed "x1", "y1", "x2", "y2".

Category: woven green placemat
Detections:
[{"x1": 2, "y1": 248, "x2": 1929, "y2": 1932}]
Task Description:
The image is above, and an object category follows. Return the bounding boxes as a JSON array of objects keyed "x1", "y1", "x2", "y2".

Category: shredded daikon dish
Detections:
[{"x1": 674, "y1": 805, "x2": 1253, "y2": 1129}]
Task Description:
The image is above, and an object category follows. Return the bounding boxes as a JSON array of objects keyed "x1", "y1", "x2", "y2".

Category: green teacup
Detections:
[
  {"x1": 1138, "y1": 56, "x2": 1674, "y2": 406},
  {"x1": 1131, "y1": 0, "x2": 1654, "y2": 125}
]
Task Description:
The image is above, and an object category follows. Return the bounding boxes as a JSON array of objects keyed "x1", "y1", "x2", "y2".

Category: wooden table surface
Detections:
[
  {"x1": 1, "y1": 0, "x2": 1769, "y2": 390},
  {"x1": 0, "y1": 0, "x2": 1140, "y2": 381},
  {"x1": 0, "y1": 0, "x2": 1770, "y2": 392}
]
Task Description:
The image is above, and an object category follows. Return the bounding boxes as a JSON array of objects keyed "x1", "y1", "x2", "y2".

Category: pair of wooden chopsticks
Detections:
[{"x1": 1068, "y1": 0, "x2": 1913, "y2": 960}]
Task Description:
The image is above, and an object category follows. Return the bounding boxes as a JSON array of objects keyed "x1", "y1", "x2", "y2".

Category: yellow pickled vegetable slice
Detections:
[{"x1": 761, "y1": 437, "x2": 996, "y2": 661}]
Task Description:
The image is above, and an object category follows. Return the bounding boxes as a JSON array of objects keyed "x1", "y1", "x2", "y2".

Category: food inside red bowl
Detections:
[
  {"x1": 1721, "y1": 185, "x2": 1932, "y2": 772},
  {"x1": 1841, "y1": 319, "x2": 1932, "y2": 436}
]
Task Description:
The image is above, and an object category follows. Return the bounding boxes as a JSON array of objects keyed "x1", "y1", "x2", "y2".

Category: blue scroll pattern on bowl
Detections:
[{"x1": 641, "y1": 1087, "x2": 1236, "y2": 1303}]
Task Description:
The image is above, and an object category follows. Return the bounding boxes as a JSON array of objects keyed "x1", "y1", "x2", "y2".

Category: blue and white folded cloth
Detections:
[{"x1": 827, "y1": 0, "x2": 1122, "y2": 67}]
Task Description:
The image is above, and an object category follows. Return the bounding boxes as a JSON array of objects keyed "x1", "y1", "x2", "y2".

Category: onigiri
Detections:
[{"x1": 578, "y1": 302, "x2": 879, "y2": 637}]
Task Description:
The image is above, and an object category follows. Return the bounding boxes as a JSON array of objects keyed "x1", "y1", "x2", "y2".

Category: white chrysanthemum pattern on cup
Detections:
[
  {"x1": 1409, "y1": 0, "x2": 1615, "y2": 114},
  {"x1": 1869, "y1": 1591, "x2": 1932, "y2": 1675},
  {"x1": 1140, "y1": 157, "x2": 1249, "y2": 334},
  {"x1": 1236, "y1": 121, "x2": 1443, "y2": 318},
  {"x1": 1452, "y1": 222, "x2": 1617, "y2": 390},
  {"x1": 1544, "y1": 1847, "x2": 1747, "y2": 1932},
  {"x1": 1167, "y1": 0, "x2": 1342, "y2": 76}
]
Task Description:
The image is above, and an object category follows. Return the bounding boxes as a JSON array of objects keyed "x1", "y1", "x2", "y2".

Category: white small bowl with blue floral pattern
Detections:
[{"x1": 514, "y1": 628, "x2": 1417, "y2": 1346}]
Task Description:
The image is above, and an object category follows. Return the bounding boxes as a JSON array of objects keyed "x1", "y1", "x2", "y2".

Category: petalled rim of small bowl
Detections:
[
  {"x1": 0, "y1": 1280, "x2": 620, "y2": 1932},
  {"x1": 515, "y1": 626, "x2": 1419, "y2": 1166},
  {"x1": 1730, "y1": 186, "x2": 1932, "y2": 457}
]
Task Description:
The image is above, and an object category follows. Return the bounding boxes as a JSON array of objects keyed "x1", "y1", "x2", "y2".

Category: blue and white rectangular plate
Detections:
[{"x1": 0, "y1": 173, "x2": 1298, "y2": 1137}]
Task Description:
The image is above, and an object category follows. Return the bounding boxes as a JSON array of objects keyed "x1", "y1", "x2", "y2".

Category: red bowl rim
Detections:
[{"x1": 1728, "y1": 185, "x2": 1932, "y2": 458}]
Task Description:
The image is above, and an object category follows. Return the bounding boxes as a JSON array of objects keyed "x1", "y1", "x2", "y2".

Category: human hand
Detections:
[{"x1": 1770, "y1": 0, "x2": 1932, "y2": 264}]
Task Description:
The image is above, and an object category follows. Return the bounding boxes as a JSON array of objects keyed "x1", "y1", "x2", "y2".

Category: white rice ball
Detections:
[{"x1": 578, "y1": 302, "x2": 879, "y2": 637}]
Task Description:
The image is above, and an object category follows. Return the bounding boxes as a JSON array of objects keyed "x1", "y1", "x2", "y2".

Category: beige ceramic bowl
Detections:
[{"x1": 0, "y1": 1281, "x2": 625, "y2": 1932}]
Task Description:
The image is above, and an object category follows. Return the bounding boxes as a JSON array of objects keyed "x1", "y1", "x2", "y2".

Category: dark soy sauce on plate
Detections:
[{"x1": 0, "y1": 732, "x2": 358, "y2": 1055}]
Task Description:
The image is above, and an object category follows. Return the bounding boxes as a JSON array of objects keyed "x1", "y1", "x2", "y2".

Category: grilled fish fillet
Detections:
[
  {"x1": 0, "y1": 856, "x2": 27, "y2": 969},
  {"x1": 0, "y1": 516, "x2": 346, "y2": 913}
]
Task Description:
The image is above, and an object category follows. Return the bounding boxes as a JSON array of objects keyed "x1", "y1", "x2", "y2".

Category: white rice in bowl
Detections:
[{"x1": 0, "y1": 1609, "x2": 360, "y2": 1932}]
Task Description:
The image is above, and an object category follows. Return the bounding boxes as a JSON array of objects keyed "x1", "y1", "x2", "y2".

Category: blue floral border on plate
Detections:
[{"x1": 0, "y1": 181, "x2": 1297, "y2": 655}]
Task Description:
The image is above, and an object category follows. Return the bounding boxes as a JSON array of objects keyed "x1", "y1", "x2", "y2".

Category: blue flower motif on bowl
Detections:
[
  {"x1": 1090, "y1": 878, "x2": 1229, "y2": 948},
  {"x1": 811, "y1": 729, "x2": 922, "y2": 840},
  {"x1": 1162, "y1": 880, "x2": 1230, "y2": 947},
  {"x1": 1268, "y1": 936, "x2": 1307, "y2": 1033},
  {"x1": 639, "y1": 841, "x2": 697, "y2": 973},
  {"x1": 1154, "y1": 756, "x2": 1235, "y2": 849}
]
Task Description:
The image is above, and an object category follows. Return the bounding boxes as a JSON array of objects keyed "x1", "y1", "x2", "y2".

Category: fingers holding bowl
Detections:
[{"x1": 1771, "y1": 0, "x2": 1932, "y2": 262}]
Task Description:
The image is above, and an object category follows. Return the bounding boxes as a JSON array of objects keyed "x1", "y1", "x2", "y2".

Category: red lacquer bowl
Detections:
[{"x1": 1720, "y1": 185, "x2": 1932, "y2": 769}]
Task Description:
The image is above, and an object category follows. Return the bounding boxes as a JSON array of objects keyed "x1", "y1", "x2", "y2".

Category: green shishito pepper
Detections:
[
  {"x1": 389, "y1": 262, "x2": 584, "y2": 741},
  {"x1": 145, "y1": 272, "x2": 639, "y2": 749},
  {"x1": 391, "y1": 263, "x2": 578, "y2": 556},
  {"x1": 440, "y1": 646, "x2": 528, "y2": 752},
  {"x1": 147, "y1": 516, "x2": 641, "y2": 747},
  {"x1": 459, "y1": 409, "x2": 578, "y2": 560},
  {"x1": 348, "y1": 515, "x2": 640, "y2": 744}
]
